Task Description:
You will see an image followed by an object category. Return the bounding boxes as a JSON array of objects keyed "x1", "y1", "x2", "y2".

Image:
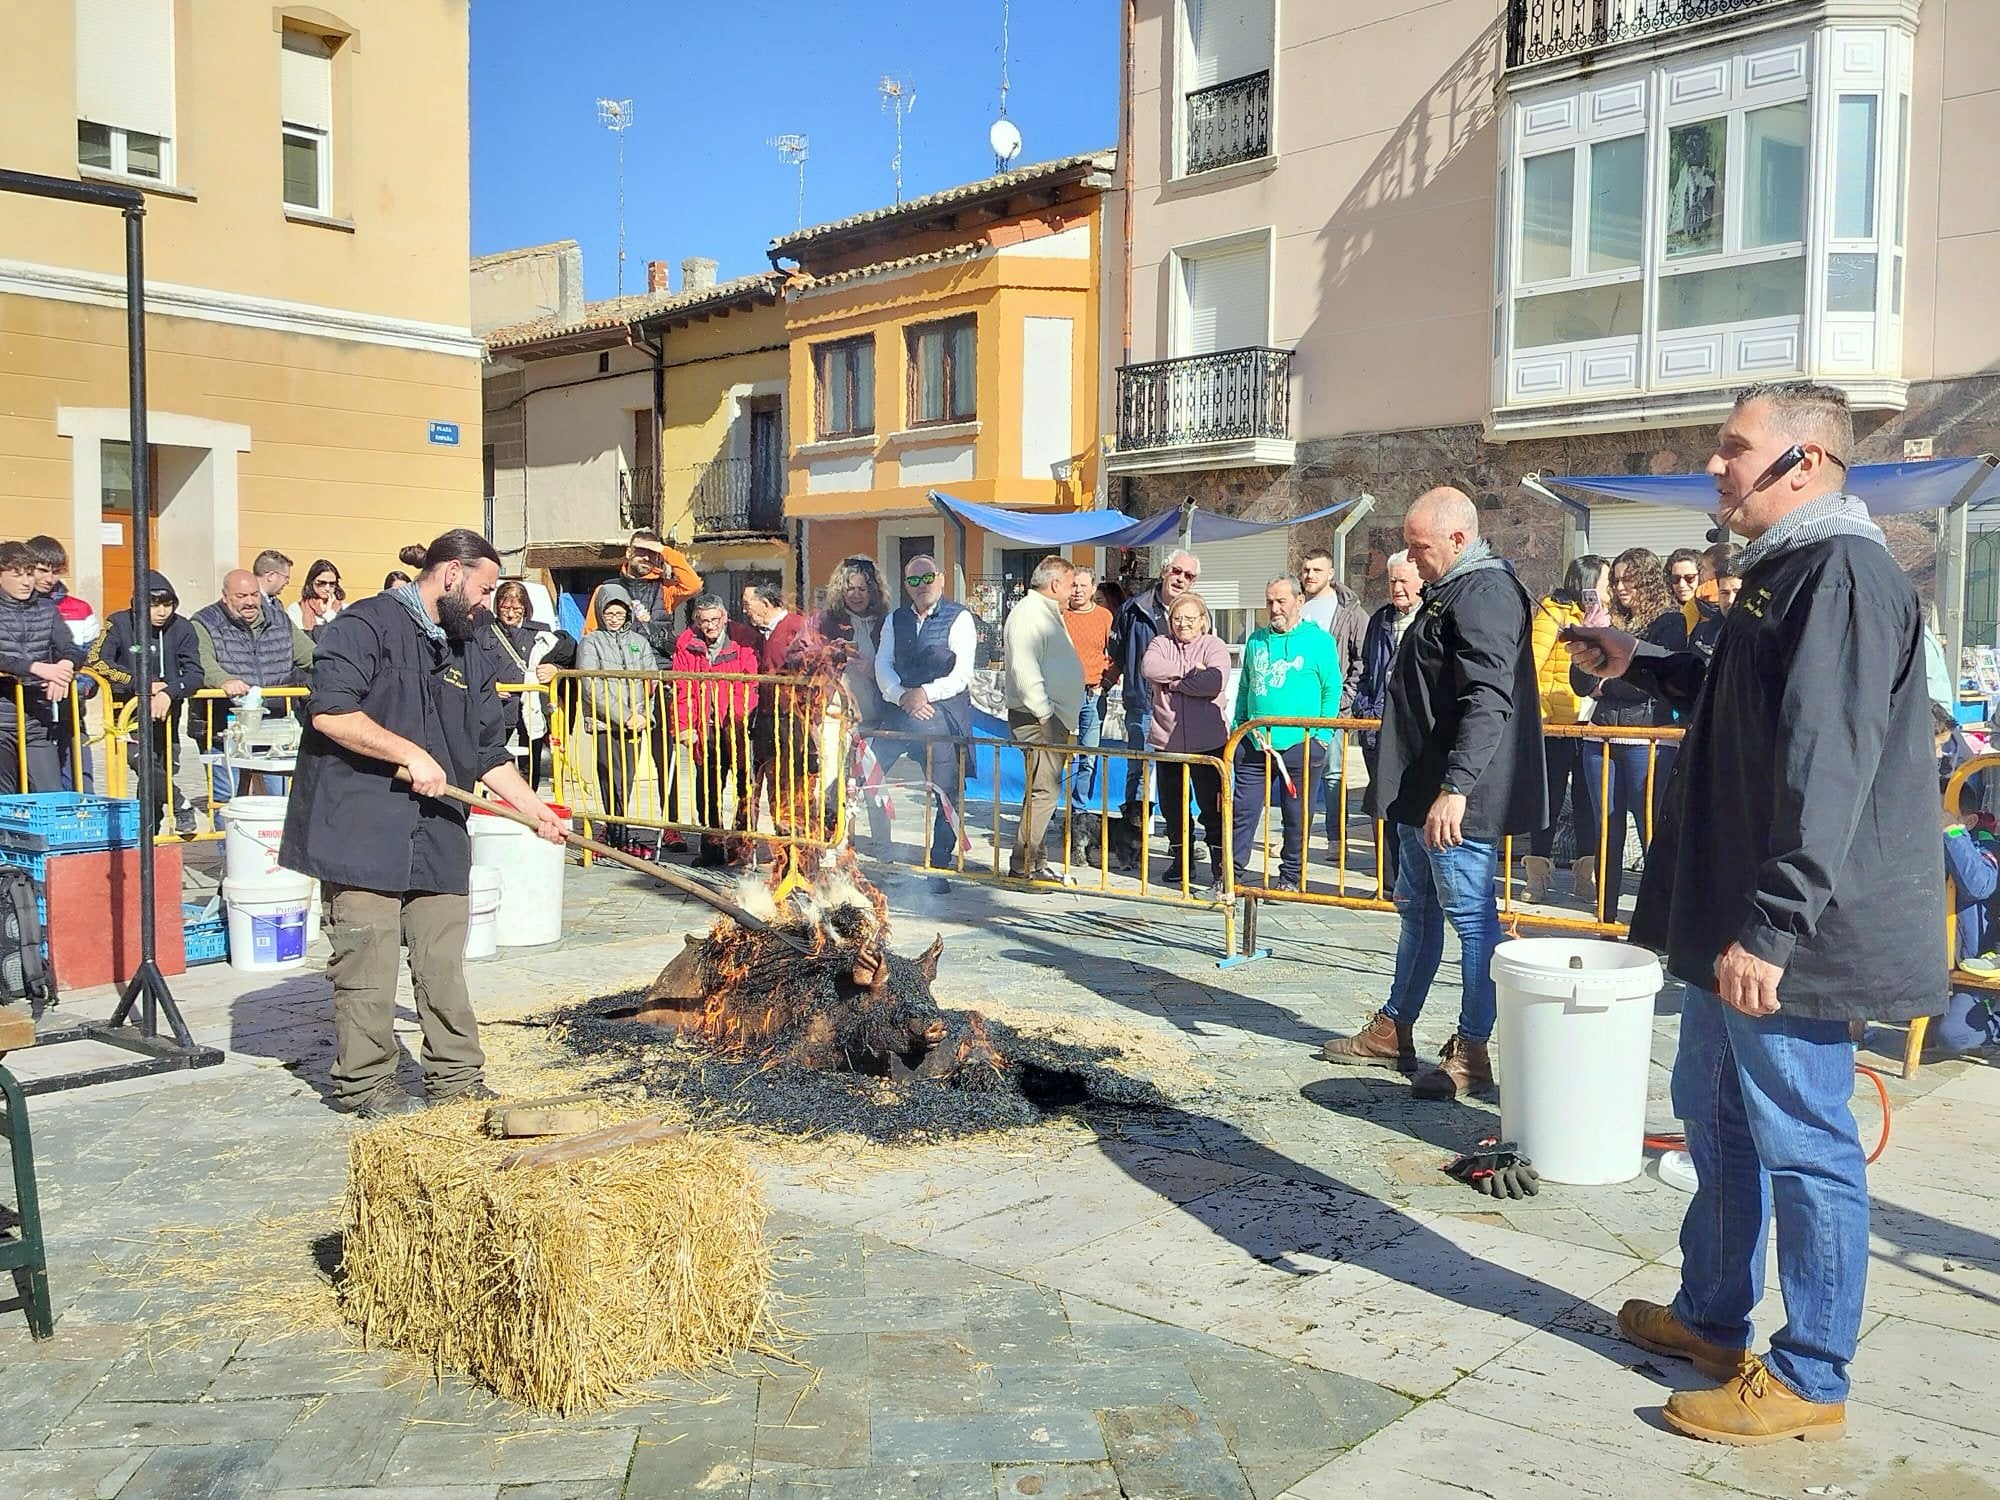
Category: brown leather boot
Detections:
[
  {"x1": 1318, "y1": 1011, "x2": 1417, "y2": 1072},
  {"x1": 1412, "y1": 1034, "x2": 1493, "y2": 1099},
  {"x1": 1618, "y1": 1299, "x2": 1752, "y2": 1382},
  {"x1": 1662, "y1": 1356, "x2": 1846, "y2": 1445}
]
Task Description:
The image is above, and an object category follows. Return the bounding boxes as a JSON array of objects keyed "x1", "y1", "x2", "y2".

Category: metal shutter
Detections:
[
  {"x1": 1165, "y1": 531, "x2": 1287, "y2": 612},
  {"x1": 281, "y1": 31, "x2": 333, "y2": 132},
  {"x1": 76, "y1": 0, "x2": 175, "y2": 139},
  {"x1": 1583, "y1": 501, "x2": 1717, "y2": 561},
  {"x1": 1187, "y1": 0, "x2": 1272, "y2": 90},
  {"x1": 1181, "y1": 242, "x2": 1269, "y2": 355}
]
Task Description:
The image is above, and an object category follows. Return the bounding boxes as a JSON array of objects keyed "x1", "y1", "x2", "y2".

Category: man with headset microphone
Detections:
[{"x1": 1563, "y1": 381, "x2": 1943, "y2": 1445}]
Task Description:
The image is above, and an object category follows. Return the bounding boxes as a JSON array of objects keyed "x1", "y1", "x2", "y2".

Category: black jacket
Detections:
[
  {"x1": 1624, "y1": 535, "x2": 1946, "y2": 1021},
  {"x1": 1571, "y1": 610, "x2": 1688, "y2": 726},
  {"x1": 1350, "y1": 602, "x2": 1404, "y2": 754},
  {"x1": 1114, "y1": 585, "x2": 1171, "y2": 721},
  {"x1": 1365, "y1": 563, "x2": 1547, "y2": 841},
  {"x1": 280, "y1": 593, "x2": 511, "y2": 896},
  {"x1": 88, "y1": 584, "x2": 203, "y2": 704},
  {"x1": 0, "y1": 590, "x2": 88, "y2": 721}
]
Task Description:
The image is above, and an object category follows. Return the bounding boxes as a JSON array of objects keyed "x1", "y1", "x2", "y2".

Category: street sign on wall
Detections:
[{"x1": 428, "y1": 420, "x2": 460, "y2": 446}]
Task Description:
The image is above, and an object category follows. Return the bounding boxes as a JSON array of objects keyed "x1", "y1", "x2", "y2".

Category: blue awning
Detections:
[
  {"x1": 929, "y1": 491, "x2": 1361, "y2": 548},
  {"x1": 1544, "y1": 456, "x2": 2000, "y2": 517}
]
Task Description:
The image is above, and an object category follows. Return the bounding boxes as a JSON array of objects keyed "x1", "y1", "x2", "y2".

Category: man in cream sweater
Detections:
[{"x1": 1003, "y1": 555, "x2": 1085, "y2": 880}]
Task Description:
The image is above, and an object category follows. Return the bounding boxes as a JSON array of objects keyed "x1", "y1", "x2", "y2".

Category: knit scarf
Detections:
[
  {"x1": 1435, "y1": 537, "x2": 1506, "y2": 586},
  {"x1": 391, "y1": 582, "x2": 447, "y2": 646},
  {"x1": 1735, "y1": 491, "x2": 1887, "y2": 572}
]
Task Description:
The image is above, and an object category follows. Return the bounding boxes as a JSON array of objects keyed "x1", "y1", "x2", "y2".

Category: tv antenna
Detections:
[
  {"x1": 595, "y1": 97, "x2": 635, "y2": 300},
  {"x1": 878, "y1": 75, "x2": 916, "y2": 203},
  {"x1": 990, "y1": 0, "x2": 1021, "y2": 171},
  {"x1": 768, "y1": 133, "x2": 810, "y2": 231}
]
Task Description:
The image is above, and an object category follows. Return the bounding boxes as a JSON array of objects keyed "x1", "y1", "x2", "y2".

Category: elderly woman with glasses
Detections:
[
  {"x1": 484, "y1": 580, "x2": 576, "y2": 790},
  {"x1": 1141, "y1": 591, "x2": 1230, "y2": 895},
  {"x1": 1112, "y1": 550, "x2": 1203, "y2": 846},
  {"x1": 287, "y1": 558, "x2": 344, "y2": 637}
]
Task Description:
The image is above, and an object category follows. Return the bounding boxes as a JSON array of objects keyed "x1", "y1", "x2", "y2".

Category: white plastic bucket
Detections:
[
  {"x1": 220, "y1": 796, "x2": 290, "y2": 881},
  {"x1": 1493, "y1": 936, "x2": 1664, "y2": 1185},
  {"x1": 470, "y1": 804, "x2": 567, "y2": 948},
  {"x1": 222, "y1": 871, "x2": 313, "y2": 974},
  {"x1": 464, "y1": 865, "x2": 502, "y2": 961}
]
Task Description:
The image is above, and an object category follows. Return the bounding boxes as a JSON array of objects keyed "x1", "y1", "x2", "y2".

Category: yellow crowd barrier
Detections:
[
  {"x1": 1218, "y1": 715, "x2": 1686, "y2": 961},
  {"x1": 1915, "y1": 749, "x2": 2000, "y2": 1076},
  {"x1": 98, "y1": 685, "x2": 311, "y2": 839},
  {"x1": 544, "y1": 667, "x2": 849, "y2": 863},
  {"x1": 3, "y1": 677, "x2": 98, "y2": 795}
]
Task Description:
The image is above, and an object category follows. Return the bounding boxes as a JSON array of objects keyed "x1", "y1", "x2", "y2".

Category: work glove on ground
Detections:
[{"x1": 1442, "y1": 1139, "x2": 1541, "y2": 1199}]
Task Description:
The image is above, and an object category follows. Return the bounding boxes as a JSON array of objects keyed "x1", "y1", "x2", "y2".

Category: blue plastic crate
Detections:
[
  {"x1": 0, "y1": 846, "x2": 54, "y2": 884},
  {"x1": 0, "y1": 793, "x2": 140, "y2": 852},
  {"x1": 183, "y1": 902, "x2": 227, "y2": 966}
]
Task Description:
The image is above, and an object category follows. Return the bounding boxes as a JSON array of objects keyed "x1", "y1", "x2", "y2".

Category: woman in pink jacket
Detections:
[{"x1": 1142, "y1": 592, "x2": 1231, "y2": 894}]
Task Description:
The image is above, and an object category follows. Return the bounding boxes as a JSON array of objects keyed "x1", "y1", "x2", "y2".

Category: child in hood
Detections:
[
  {"x1": 87, "y1": 570, "x2": 203, "y2": 834},
  {"x1": 578, "y1": 583, "x2": 667, "y2": 854}
]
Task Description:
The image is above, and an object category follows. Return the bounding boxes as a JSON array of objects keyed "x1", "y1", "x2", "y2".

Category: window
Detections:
[
  {"x1": 907, "y1": 318, "x2": 976, "y2": 425},
  {"x1": 1177, "y1": 240, "x2": 1269, "y2": 354},
  {"x1": 1520, "y1": 151, "x2": 1574, "y2": 283},
  {"x1": 1834, "y1": 95, "x2": 1878, "y2": 240},
  {"x1": 1664, "y1": 118, "x2": 1726, "y2": 259},
  {"x1": 75, "y1": 0, "x2": 175, "y2": 183},
  {"x1": 1587, "y1": 136, "x2": 1644, "y2": 271},
  {"x1": 281, "y1": 30, "x2": 335, "y2": 212},
  {"x1": 815, "y1": 337, "x2": 875, "y2": 439},
  {"x1": 1181, "y1": 0, "x2": 1274, "y2": 173}
]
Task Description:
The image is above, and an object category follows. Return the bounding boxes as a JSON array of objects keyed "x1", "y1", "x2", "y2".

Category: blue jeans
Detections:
[
  {"x1": 1229, "y1": 738, "x2": 1325, "y2": 890},
  {"x1": 1671, "y1": 987, "x2": 1868, "y2": 1405},
  {"x1": 1068, "y1": 688, "x2": 1105, "y2": 810},
  {"x1": 1318, "y1": 730, "x2": 1347, "y2": 852},
  {"x1": 1380, "y1": 822, "x2": 1500, "y2": 1041},
  {"x1": 1577, "y1": 739, "x2": 1662, "y2": 917}
]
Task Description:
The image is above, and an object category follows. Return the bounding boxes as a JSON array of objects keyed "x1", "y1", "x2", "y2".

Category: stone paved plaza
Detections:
[{"x1": 3, "y1": 856, "x2": 1998, "y2": 1499}]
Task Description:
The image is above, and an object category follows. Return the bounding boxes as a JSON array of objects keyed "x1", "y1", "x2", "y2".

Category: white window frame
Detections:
[
  {"x1": 1493, "y1": 21, "x2": 1913, "y2": 416},
  {"x1": 1167, "y1": 226, "x2": 1277, "y2": 358},
  {"x1": 77, "y1": 121, "x2": 174, "y2": 183},
  {"x1": 1170, "y1": 0, "x2": 1280, "y2": 180},
  {"x1": 281, "y1": 122, "x2": 332, "y2": 213}
]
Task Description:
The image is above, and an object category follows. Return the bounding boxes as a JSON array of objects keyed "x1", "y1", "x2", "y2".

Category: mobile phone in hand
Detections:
[{"x1": 1581, "y1": 588, "x2": 1610, "y2": 628}]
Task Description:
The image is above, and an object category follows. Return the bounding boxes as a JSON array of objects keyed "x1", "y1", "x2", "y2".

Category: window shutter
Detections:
[
  {"x1": 1583, "y1": 502, "x2": 1717, "y2": 561},
  {"x1": 1187, "y1": 0, "x2": 1271, "y2": 91},
  {"x1": 1165, "y1": 531, "x2": 1287, "y2": 612},
  {"x1": 1182, "y1": 242, "x2": 1269, "y2": 354},
  {"x1": 281, "y1": 31, "x2": 334, "y2": 132},
  {"x1": 75, "y1": 0, "x2": 175, "y2": 139}
]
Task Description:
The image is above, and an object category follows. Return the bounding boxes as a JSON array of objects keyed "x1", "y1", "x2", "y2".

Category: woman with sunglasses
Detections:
[
  {"x1": 485, "y1": 580, "x2": 575, "y2": 790},
  {"x1": 287, "y1": 558, "x2": 344, "y2": 638}
]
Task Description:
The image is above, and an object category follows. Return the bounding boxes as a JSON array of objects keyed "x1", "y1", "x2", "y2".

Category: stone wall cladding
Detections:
[{"x1": 1112, "y1": 373, "x2": 1998, "y2": 603}]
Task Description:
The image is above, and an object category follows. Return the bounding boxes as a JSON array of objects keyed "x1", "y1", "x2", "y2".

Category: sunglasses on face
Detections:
[
  {"x1": 1671, "y1": 572, "x2": 1698, "y2": 584},
  {"x1": 905, "y1": 572, "x2": 939, "y2": 588},
  {"x1": 1166, "y1": 565, "x2": 1199, "y2": 579}
]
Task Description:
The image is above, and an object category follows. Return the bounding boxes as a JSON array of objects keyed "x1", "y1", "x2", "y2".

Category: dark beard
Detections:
[{"x1": 438, "y1": 587, "x2": 479, "y2": 642}]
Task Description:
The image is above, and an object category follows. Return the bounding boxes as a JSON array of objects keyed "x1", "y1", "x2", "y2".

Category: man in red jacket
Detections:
[
  {"x1": 671, "y1": 593, "x2": 762, "y2": 867},
  {"x1": 743, "y1": 583, "x2": 822, "y2": 843}
]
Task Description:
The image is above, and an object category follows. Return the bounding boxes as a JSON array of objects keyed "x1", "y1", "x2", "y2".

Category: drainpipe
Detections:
[
  {"x1": 1118, "y1": 0, "x2": 1138, "y2": 537},
  {"x1": 1175, "y1": 497, "x2": 1197, "y2": 557}
]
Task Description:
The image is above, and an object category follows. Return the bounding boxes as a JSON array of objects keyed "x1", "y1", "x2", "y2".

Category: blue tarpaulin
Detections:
[
  {"x1": 1544, "y1": 456, "x2": 2000, "y2": 516},
  {"x1": 928, "y1": 491, "x2": 1361, "y2": 548}
]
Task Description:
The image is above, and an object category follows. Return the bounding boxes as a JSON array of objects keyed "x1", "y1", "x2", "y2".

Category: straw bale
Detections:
[{"x1": 338, "y1": 1101, "x2": 770, "y2": 1415}]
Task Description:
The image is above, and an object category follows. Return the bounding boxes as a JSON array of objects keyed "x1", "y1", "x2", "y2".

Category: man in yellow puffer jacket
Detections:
[{"x1": 1524, "y1": 556, "x2": 1608, "y2": 903}]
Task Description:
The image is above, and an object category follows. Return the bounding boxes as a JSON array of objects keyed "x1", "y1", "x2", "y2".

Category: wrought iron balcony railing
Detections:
[
  {"x1": 1506, "y1": 0, "x2": 1789, "y2": 69},
  {"x1": 618, "y1": 463, "x2": 659, "y2": 533},
  {"x1": 1185, "y1": 70, "x2": 1271, "y2": 175},
  {"x1": 691, "y1": 456, "x2": 785, "y2": 537},
  {"x1": 1115, "y1": 347, "x2": 1291, "y2": 453}
]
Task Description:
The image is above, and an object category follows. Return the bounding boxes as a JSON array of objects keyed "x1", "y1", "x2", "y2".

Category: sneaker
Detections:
[
  {"x1": 431, "y1": 1079, "x2": 498, "y2": 1105},
  {"x1": 1411, "y1": 1034, "x2": 1494, "y2": 1100},
  {"x1": 1617, "y1": 1299, "x2": 1753, "y2": 1383},
  {"x1": 351, "y1": 1083, "x2": 426, "y2": 1120},
  {"x1": 1318, "y1": 1011, "x2": 1418, "y2": 1072},
  {"x1": 174, "y1": 805, "x2": 198, "y2": 836},
  {"x1": 661, "y1": 831, "x2": 688, "y2": 853},
  {"x1": 1661, "y1": 1355, "x2": 1846, "y2": 1445}
]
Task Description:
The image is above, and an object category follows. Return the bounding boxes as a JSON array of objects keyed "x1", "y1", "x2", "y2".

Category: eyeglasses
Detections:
[
  {"x1": 1670, "y1": 571, "x2": 1699, "y2": 585},
  {"x1": 905, "y1": 572, "x2": 939, "y2": 588},
  {"x1": 1165, "y1": 565, "x2": 1199, "y2": 579}
]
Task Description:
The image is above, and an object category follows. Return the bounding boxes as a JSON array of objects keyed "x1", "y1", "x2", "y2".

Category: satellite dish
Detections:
[{"x1": 990, "y1": 118, "x2": 1022, "y2": 165}]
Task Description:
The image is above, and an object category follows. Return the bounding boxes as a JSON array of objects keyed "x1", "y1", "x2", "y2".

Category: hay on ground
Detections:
[{"x1": 338, "y1": 1100, "x2": 771, "y2": 1415}]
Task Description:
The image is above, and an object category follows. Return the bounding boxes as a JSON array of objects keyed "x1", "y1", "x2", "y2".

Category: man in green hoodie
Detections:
[{"x1": 1230, "y1": 574, "x2": 1342, "y2": 891}]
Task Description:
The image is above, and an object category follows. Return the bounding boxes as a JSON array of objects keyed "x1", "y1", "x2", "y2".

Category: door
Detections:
[
  {"x1": 748, "y1": 403, "x2": 783, "y2": 532},
  {"x1": 99, "y1": 439, "x2": 160, "y2": 617}
]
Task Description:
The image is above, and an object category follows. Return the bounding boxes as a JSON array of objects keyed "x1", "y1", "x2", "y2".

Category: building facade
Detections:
[
  {"x1": 1, "y1": 0, "x2": 483, "y2": 614},
  {"x1": 474, "y1": 244, "x2": 790, "y2": 627},
  {"x1": 1104, "y1": 0, "x2": 1996, "y2": 600},
  {"x1": 772, "y1": 152, "x2": 1112, "y2": 641}
]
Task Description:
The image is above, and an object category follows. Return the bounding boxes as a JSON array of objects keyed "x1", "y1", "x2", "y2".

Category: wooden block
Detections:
[
  {"x1": 496, "y1": 1117, "x2": 685, "y2": 1171},
  {"x1": 490, "y1": 1107, "x2": 601, "y2": 1138},
  {"x1": 0, "y1": 1007, "x2": 35, "y2": 1053}
]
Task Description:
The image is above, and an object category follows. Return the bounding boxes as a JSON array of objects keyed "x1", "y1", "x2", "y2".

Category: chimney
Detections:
[
  {"x1": 681, "y1": 256, "x2": 718, "y2": 295},
  {"x1": 646, "y1": 259, "x2": 669, "y2": 294}
]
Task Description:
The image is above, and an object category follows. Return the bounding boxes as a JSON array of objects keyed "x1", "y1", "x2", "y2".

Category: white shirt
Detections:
[
  {"x1": 876, "y1": 601, "x2": 978, "y2": 704},
  {"x1": 1299, "y1": 588, "x2": 1340, "y2": 632}
]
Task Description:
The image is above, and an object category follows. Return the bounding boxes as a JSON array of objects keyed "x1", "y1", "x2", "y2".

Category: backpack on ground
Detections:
[{"x1": 0, "y1": 864, "x2": 52, "y2": 1008}]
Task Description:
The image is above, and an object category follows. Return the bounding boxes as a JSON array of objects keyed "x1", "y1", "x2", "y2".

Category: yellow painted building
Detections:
[
  {"x1": 0, "y1": 0, "x2": 481, "y2": 615},
  {"x1": 772, "y1": 152, "x2": 1113, "y2": 611}
]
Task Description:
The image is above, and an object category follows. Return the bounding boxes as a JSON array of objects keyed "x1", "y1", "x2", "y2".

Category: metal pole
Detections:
[
  {"x1": 1331, "y1": 493, "x2": 1374, "y2": 583},
  {"x1": 1937, "y1": 457, "x2": 1998, "y2": 694}
]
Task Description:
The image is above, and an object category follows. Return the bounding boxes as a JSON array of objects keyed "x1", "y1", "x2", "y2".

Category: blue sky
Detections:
[{"x1": 471, "y1": 0, "x2": 1119, "y2": 301}]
